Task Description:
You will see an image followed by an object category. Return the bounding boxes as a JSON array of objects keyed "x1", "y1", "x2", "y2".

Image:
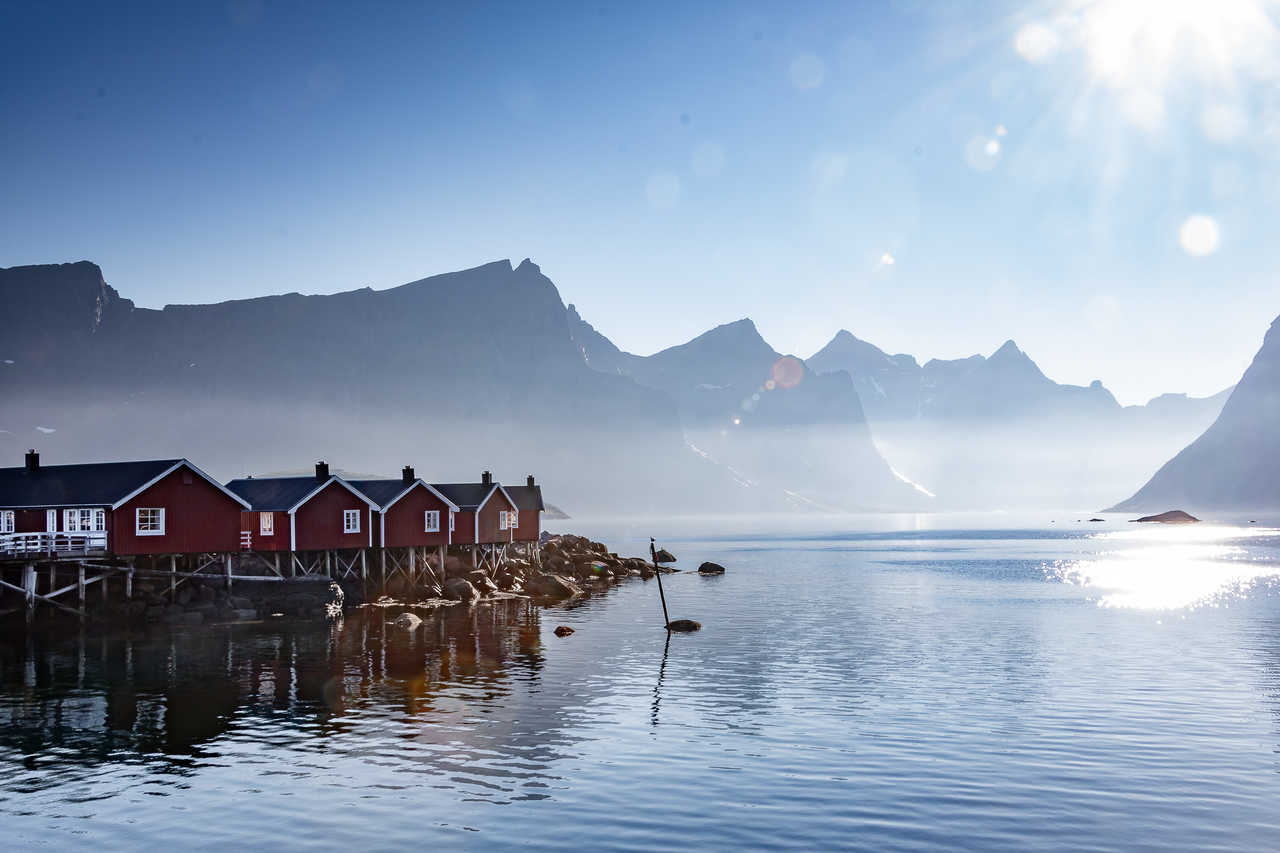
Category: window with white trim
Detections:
[
  {"x1": 260, "y1": 512, "x2": 274, "y2": 536},
  {"x1": 343, "y1": 509, "x2": 361, "y2": 534},
  {"x1": 136, "y1": 507, "x2": 165, "y2": 536},
  {"x1": 449, "y1": 512, "x2": 455, "y2": 532},
  {"x1": 424, "y1": 510, "x2": 440, "y2": 532},
  {"x1": 65, "y1": 508, "x2": 106, "y2": 532},
  {"x1": 0, "y1": 511, "x2": 13, "y2": 534},
  {"x1": 499, "y1": 510, "x2": 509, "y2": 530},
  {"x1": 46, "y1": 509, "x2": 57, "y2": 532},
  {"x1": 510, "y1": 509, "x2": 519, "y2": 529}
]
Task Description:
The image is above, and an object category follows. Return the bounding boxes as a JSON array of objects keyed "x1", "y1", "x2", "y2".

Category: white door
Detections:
[{"x1": 46, "y1": 509, "x2": 57, "y2": 532}]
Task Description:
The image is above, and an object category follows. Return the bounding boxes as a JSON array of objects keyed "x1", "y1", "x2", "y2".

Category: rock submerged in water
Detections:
[
  {"x1": 391, "y1": 612, "x2": 422, "y2": 631},
  {"x1": 698, "y1": 561, "x2": 726, "y2": 574},
  {"x1": 1132, "y1": 510, "x2": 1200, "y2": 524},
  {"x1": 653, "y1": 548, "x2": 677, "y2": 564},
  {"x1": 553, "y1": 625, "x2": 575, "y2": 637},
  {"x1": 666, "y1": 619, "x2": 701, "y2": 632}
]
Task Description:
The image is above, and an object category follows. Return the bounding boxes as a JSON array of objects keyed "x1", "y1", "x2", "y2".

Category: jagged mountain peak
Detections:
[{"x1": 654, "y1": 318, "x2": 776, "y2": 362}]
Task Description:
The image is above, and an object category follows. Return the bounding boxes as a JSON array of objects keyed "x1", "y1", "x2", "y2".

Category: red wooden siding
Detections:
[
  {"x1": 382, "y1": 486, "x2": 453, "y2": 548},
  {"x1": 112, "y1": 466, "x2": 243, "y2": 555},
  {"x1": 293, "y1": 481, "x2": 371, "y2": 551},
  {"x1": 511, "y1": 508, "x2": 540, "y2": 542},
  {"x1": 476, "y1": 488, "x2": 516, "y2": 545},
  {"x1": 239, "y1": 510, "x2": 290, "y2": 551}
]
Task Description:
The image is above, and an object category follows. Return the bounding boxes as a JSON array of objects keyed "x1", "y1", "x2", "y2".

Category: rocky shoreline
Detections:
[
  {"x1": 3, "y1": 533, "x2": 675, "y2": 628},
  {"x1": 366, "y1": 532, "x2": 675, "y2": 616}
]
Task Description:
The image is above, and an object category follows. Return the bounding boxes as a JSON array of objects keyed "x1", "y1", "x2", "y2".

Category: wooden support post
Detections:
[
  {"x1": 126, "y1": 562, "x2": 134, "y2": 600},
  {"x1": 380, "y1": 548, "x2": 387, "y2": 593},
  {"x1": 471, "y1": 545, "x2": 477, "y2": 569},
  {"x1": 47, "y1": 564, "x2": 55, "y2": 599},
  {"x1": 169, "y1": 555, "x2": 177, "y2": 599},
  {"x1": 360, "y1": 549, "x2": 367, "y2": 582},
  {"x1": 23, "y1": 564, "x2": 36, "y2": 625},
  {"x1": 225, "y1": 553, "x2": 233, "y2": 589},
  {"x1": 78, "y1": 563, "x2": 86, "y2": 616},
  {"x1": 408, "y1": 547, "x2": 416, "y2": 587},
  {"x1": 325, "y1": 550, "x2": 332, "y2": 579},
  {"x1": 102, "y1": 568, "x2": 109, "y2": 604}
]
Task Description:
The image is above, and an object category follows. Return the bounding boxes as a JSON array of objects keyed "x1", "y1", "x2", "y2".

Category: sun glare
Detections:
[{"x1": 1018, "y1": 0, "x2": 1280, "y2": 130}]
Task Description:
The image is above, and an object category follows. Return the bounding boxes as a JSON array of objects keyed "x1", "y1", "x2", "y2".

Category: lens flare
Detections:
[
  {"x1": 1179, "y1": 214, "x2": 1220, "y2": 256},
  {"x1": 771, "y1": 356, "x2": 805, "y2": 389}
]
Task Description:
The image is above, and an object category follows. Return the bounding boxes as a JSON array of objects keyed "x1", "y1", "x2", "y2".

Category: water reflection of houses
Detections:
[{"x1": 0, "y1": 601, "x2": 555, "y2": 783}]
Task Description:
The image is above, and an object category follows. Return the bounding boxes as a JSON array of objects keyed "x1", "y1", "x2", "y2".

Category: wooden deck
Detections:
[{"x1": 0, "y1": 531, "x2": 108, "y2": 562}]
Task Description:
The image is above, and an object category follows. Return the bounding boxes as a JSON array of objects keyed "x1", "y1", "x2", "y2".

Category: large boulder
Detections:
[
  {"x1": 443, "y1": 577, "x2": 481, "y2": 604},
  {"x1": 526, "y1": 573, "x2": 583, "y2": 600},
  {"x1": 653, "y1": 548, "x2": 677, "y2": 564},
  {"x1": 698, "y1": 561, "x2": 726, "y2": 574},
  {"x1": 667, "y1": 619, "x2": 701, "y2": 632}
]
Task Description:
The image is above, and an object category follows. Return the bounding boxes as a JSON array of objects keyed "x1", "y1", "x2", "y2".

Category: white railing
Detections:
[{"x1": 0, "y1": 531, "x2": 108, "y2": 557}]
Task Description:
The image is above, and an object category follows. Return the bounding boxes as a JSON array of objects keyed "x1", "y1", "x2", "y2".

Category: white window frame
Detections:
[
  {"x1": 343, "y1": 509, "x2": 361, "y2": 534},
  {"x1": 449, "y1": 512, "x2": 455, "y2": 532},
  {"x1": 0, "y1": 511, "x2": 13, "y2": 534},
  {"x1": 424, "y1": 510, "x2": 440, "y2": 532},
  {"x1": 46, "y1": 509, "x2": 57, "y2": 532},
  {"x1": 259, "y1": 512, "x2": 274, "y2": 536},
  {"x1": 135, "y1": 507, "x2": 165, "y2": 536},
  {"x1": 64, "y1": 508, "x2": 106, "y2": 532},
  {"x1": 510, "y1": 509, "x2": 519, "y2": 529}
]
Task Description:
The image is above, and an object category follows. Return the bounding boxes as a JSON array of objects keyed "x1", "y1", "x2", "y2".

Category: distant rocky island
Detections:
[{"x1": 1132, "y1": 510, "x2": 1200, "y2": 524}]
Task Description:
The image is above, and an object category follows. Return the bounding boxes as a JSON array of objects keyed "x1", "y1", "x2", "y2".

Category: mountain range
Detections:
[{"x1": 0, "y1": 257, "x2": 1265, "y2": 513}]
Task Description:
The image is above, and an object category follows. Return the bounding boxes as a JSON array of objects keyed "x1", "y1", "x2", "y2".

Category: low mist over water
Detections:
[{"x1": 6, "y1": 519, "x2": 1280, "y2": 850}]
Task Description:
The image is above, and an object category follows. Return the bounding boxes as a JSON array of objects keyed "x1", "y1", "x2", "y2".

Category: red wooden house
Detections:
[
  {"x1": 0, "y1": 450, "x2": 249, "y2": 557},
  {"x1": 226, "y1": 462, "x2": 377, "y2": 552},
  {"x1": 431, "y1": 471, "x2": 518, "y2": 547},
  {"x1": 502, "y1": 475, "x2": 545, "y2": 544},
  {"x1": 348, "y1": 467, "x2": 459, "y2": 548}
]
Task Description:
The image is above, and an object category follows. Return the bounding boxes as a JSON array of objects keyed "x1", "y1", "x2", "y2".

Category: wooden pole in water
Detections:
[{"x1": 650, "y1": 538, "x2": 670, "y2": 630}]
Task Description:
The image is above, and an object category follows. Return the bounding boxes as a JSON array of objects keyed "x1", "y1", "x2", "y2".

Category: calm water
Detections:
[{"x1": 6, "y1": 518, "x2": 1280, "y2": 851}]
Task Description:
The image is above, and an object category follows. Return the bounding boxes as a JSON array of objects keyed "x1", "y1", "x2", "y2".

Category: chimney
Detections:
[
  {"x1": 527, "y1": 474, "x2": 535, "y2": 488},
  {"x1": 315, "y1": 460, "x2": 330, "y2": 481},
  {"x1": 25, "y1": 449, "x2": 39, "y2": 472},
  {"x1": 481, "y1": 470, "x2": 492, "y2": 486},
  {"x1": 402, "y1": 465, "x2": 415, "y2": 483}
]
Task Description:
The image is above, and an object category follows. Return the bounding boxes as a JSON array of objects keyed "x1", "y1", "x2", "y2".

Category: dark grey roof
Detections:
[
  {"x1": 346, "y1": 479, "x2": 414, "y2": 509},
  {"x1": 431, "y1": 482, "x2": 499, "y2": 510},
  {"x1": 0, "y1": 459, "x2": 182, "y2": 508},
  {"x1": 504, "y1": 484, "x2": 544, "y2": 511},
  {"x1": 226, "y1": 476, "x2": 330, "y2": 511}
]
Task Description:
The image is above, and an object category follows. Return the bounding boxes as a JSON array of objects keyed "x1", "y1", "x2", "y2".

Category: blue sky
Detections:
[{"x1": 3, "y1": 0, "x2": 1278, "y2": 404}]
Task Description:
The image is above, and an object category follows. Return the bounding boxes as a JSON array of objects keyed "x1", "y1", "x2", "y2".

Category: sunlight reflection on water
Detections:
[{"x1": 1046, "y1": 525, "x2": 1280, "y2": 610}]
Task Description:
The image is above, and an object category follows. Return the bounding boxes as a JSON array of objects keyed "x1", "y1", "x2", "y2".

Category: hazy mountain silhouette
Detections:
[
  {"x1": 0, "y1": 260, "x2": 739, "y2": 512},
  {"x1": 566, "y1": 315, "x2": 928, "y2": 509},
  {"x1": 0, "y1": 259, "x2": 920, "y2": 513},
  {"x1": 800, "y1": 328, "x2": 1231, "y2": 508},
  {"x1": 1111, "y1": 315, "x2": 1280, "y2": 512}
]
